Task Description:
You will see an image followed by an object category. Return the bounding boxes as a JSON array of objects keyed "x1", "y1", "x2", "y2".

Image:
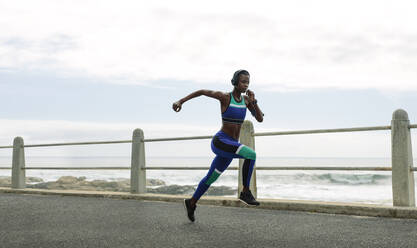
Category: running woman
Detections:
[{"x1": 172, "y1": 70, "x2": 264, "y2": 222}]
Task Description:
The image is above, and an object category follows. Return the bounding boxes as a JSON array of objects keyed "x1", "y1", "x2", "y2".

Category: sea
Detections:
[{"x1": 1, "y1": 156, "x2": 416, "y2": 206}]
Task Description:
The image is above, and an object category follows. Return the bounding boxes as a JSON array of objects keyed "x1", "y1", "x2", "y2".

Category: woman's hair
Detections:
[{"x1": 231, "y1": 70, "x2": 250, "y2": 86}]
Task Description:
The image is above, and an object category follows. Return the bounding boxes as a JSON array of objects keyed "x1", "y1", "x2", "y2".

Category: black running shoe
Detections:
[
  {"x1": 183, "y1": 199, "x2": 196, "y2": 222},
  {"x1": 239, "y1": 190, "x2": 260, "y2": 206}
]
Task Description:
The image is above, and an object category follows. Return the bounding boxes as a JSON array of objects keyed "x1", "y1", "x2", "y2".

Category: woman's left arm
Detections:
[{"x1": 245, "y1": 90, "x2": 264, "y2": 122}]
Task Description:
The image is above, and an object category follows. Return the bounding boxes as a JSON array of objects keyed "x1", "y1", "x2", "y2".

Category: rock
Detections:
[
  {"x1": 0, "y1": 176, "x2": 11, "y2": 187},
  {"x1": 0, "y1": 176, "x2": 44, "y2": 187},
  {"x1": 147, "y1": 179, "x2": 165, "y2": 186},
  {"x1": 56, "y1": 176, "x2": 84, "y2": 184},
  {"x1": 26, "y1": 177, "x2": 44, "y2": 183}
]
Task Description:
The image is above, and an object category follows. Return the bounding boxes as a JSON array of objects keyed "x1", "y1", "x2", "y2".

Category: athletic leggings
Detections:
[{"x1": 192, "y1": 130, "x2": 256, "y2": 201}]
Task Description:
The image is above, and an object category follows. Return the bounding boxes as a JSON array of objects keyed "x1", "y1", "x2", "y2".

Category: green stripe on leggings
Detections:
[
  {"x1": 205, "y1": 170, "x2": 221, "y2": 185},
  {"x1": 237, "y1": 146, "x2": 256, "y2": 160}
]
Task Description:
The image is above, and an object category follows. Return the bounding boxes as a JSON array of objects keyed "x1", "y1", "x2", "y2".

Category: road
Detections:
[{"x1": 1, "y1": 193, "x2": 417, "y2": 248}]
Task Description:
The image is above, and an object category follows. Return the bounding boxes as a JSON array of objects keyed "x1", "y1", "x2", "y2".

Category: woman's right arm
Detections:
[{"x1": 172, "y1": 89, "x2": 225, "y2": 112}]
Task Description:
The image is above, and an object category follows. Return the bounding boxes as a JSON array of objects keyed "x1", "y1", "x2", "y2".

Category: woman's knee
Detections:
[
  {"x1": 237, "y1": 145, "x2": 256, "y2": 160},
  {"x1": 247, "y1": 149, "x2": 256, "y2": 160}
]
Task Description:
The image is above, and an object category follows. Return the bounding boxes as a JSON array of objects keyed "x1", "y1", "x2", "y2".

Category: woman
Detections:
[{"x1": 172, "y1": 70, "x2": 264, "y2": 222}]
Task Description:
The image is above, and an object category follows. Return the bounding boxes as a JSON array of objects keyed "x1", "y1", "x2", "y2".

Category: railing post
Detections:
[
  {"x1": 238, "y1": 120, "x2": 257, "y2": 198},
  {"x1": 391, "y1": 109, "x2": 415, "y2": 207},
  {"x1": 131, "y1": 129, "x2": 146, "y2": 194},
  {"x1": 12, "y1": 137, "x2": 25, "y2": 189}
]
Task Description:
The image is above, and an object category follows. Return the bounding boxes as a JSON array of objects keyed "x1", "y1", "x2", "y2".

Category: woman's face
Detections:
[{"x1": 236, "y1": 74, "x2": 250, "y2": 93}]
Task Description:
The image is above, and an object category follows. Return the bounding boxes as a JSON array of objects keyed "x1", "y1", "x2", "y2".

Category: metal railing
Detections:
[{"x1": 0, "y1": 109, "x2": 416, "y2": 207}]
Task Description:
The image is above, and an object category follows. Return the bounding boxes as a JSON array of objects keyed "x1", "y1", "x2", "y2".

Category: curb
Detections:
[{"x1": 1, "y1": 187, "x2": 417, "y2": 219}]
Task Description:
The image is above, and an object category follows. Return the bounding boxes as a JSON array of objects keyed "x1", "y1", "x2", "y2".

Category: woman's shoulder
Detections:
[
  {"x1": 219, "y1": 91, "x2": 231, "y2": 100},
  {"x1": 211, "y1": 91, "x2": 230, "y2": 105},
  {"x1": 211, "y1": 90, "x2": 229, "y2": 96}
]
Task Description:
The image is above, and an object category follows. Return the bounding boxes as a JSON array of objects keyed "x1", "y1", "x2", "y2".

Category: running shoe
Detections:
[
  {"x1": 183, "y1": 199, "x2": 196, "y2": 222},
  {"x1": 239, "y1": 190, "x2": 260, "y2": 206}
]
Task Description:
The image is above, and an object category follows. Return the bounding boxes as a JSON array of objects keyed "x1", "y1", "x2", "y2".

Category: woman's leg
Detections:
[
  {"x1": 235, "y1": 145, "x2": 256, "y2": 191},
  {"x1": 191, "y1": 155, "x2": 233, "y2": 204},
  {"x1": 211, "y1": 137, "x2": 258, "y2": 205},
  {"x1": 184, "y1": 155, "x2": 233, "y2": 222}
]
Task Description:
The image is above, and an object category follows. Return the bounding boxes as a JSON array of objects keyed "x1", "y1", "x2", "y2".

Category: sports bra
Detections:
[{"x1": 221, "y1": 93, "x2": 247, "y2": 124}]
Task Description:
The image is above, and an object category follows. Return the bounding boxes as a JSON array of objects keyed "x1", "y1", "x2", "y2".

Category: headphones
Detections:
[{"x1": 231, "y1": 70, "x2": 249, "y2": 86}]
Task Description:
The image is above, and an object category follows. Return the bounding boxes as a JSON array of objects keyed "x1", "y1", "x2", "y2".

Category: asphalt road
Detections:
[{"x1": 1, "y1": 193, "x2": 417, "y2": 248}]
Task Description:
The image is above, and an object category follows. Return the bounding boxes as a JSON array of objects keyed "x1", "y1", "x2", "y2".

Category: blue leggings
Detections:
[{"x1": 192, "y1": 131, "x2": 256, "y2": 200}]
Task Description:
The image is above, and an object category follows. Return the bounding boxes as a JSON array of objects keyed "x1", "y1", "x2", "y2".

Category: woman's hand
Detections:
[
  {"x1": 246, "y1": 89, "x2": 256, "y2": 103},
  {"x1": 172, "y1": 101, "x2": 182, "y2": 112}
]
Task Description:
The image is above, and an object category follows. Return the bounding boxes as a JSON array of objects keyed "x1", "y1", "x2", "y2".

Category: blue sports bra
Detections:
[{"x1": 221, "y1": 93, "x2": 247, "y2": 124}]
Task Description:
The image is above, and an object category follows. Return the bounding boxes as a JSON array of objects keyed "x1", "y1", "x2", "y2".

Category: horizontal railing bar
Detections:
[
  {"x1": 254, "y1": 126, "x2": 391, "y2": 137},
  {"x1": 23, "y1": 167, "x2": 130, "y2": 170},
  {"x1": 145, "y1": 166, "x2": 238, "y2": 170},
  {"x1": 144, "y1": 166, "x2": 393, "y2": 171},
  {"x1": 0, "y1": 124, "x2": 414, "y2": 148},
  {"x1": 6, "y1": 167, "x2": 415, "y2": 171},
  {"x1": 24, "y1": 140, "x2": 132, "y2": 148},
  {"x1": 256, "y1": 166, "x2": 392, "y2": 171},
  {"x1": 143, "y1": 135, "x2": 213, "y2": 142}
]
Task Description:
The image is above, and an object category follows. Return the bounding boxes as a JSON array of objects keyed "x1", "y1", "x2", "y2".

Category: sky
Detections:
[{"x1": 1, "y1": 0, "x2": 417, "y2": 159}]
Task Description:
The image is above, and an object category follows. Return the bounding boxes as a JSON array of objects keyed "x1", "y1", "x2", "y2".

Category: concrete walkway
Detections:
[{"x1": 1, "y1": 193, "x2": 417, "y2": 248}]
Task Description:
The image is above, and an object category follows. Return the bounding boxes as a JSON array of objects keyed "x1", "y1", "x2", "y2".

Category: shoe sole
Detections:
[
  {"x1": 239, "y1": 198, "x2": 260, "y2": 207},
  {"x1": 183, "y1": 199, "x2": 195, "y2": 222}
]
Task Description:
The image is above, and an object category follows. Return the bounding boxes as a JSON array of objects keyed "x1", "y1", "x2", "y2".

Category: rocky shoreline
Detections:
[{"x1": 0, "y1": 176, "x2": 236, "y2": 196}]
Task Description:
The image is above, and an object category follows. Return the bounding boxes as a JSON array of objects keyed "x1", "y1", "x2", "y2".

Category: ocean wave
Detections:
[
  {"x1": 314, "y1": 173, "x2": 391, "y2": 185},
  {"x1": 258, "y1": 173, "x2": 391, "y2": 185}
]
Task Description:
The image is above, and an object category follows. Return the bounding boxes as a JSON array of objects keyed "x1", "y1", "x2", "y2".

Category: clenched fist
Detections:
[{"x1": 172, "y1": 101, "x2": 182, "y2": 112}]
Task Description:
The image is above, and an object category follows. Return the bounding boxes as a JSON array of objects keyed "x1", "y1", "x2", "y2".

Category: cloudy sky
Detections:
[{"x1": 1, "y1": 0, "x2": 416, "y2": 159}]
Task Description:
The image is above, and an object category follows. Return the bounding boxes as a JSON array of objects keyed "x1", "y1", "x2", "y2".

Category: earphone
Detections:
[{"x1": 231, "y1": 70, "x2": 249, "y2": 86}]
